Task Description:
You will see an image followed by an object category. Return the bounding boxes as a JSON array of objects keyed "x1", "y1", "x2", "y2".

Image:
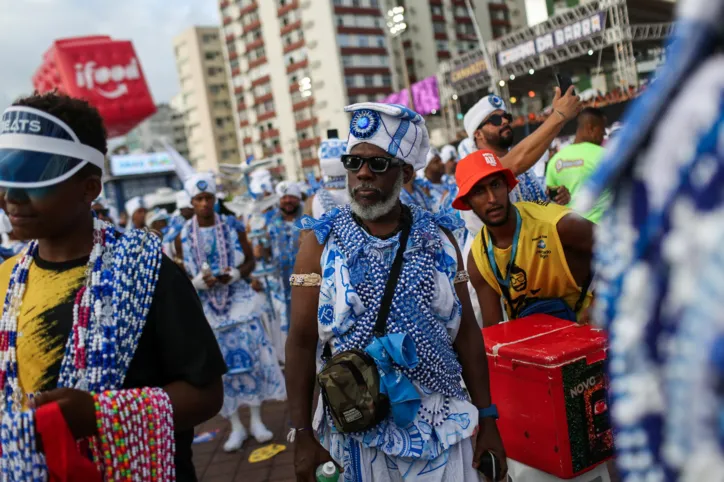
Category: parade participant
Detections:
[
  {"x1": 458, "y1": 137, "x2": 475, "y2": 159},
  {"x1": 0, "y1": 93, "x2": 226, "y2": 481},
  {"x1": 164, "y1": 190, "x2": 194, "y2": 261},
  {"x1": 453, "y1": 150, "x2": 595, "y2": 327},
  {"x1": 546, "y1": 107, "x2": 611, "y2": 223},
  {"x1": 91, "y1": 197, "x2": 114, "y2": 224},
  {"x1": 124, "y1": 195, "x2": 147, "y2": 230},
  {"x1": 440, "y1": 144, "x2": 458, "y2": 185},
  {"x1": 146, "y1": 208, "x2": 170, "y2": 235},
  {"x1": 463, "y1": 90, "x2": 581, "y2": 204},
  {"x1": 287, "y1": 102, "x2": 506, "y2": 481},
  {"x1": 176, "y1": 172, "x2": 286, "y2": 452},
  {"x1": 308, "y1": 131, "x2": 349, "y2": 219}
]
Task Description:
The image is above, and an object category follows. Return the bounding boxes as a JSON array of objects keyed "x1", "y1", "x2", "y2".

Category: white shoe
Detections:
[
  {"x1": 223, "y1": 426, "x2": 248, "y2": 452},
  {"x1": 250, "y1": 421, "x2": 273, "y2": 443}
]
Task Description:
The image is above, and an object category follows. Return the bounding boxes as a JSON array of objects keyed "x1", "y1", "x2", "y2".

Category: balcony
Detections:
[
  {"x1": 337, "y1": 25, "x2": 385, "y2": 35},
  {"x1": 277, "y1": 0, "x2": 298, "y2": 16},
  {"x1": 234, "y1": 86, "x2": 244, "y2": 95},
  {"x1": 223, "y1": 16, "x2": 232, "y2": 26},
  {"x1": 333, "y1": 5, "x2": 382, "y2": 15},
  {"x1": 251, "y1": 75, "x2": 270, "y2": 88},
  {"x1": 243, "y1": 19, "x2": 261, "y2": 34},
  {"x1": 243, "y1": 136, "x2": 253, "y2": 145},
  {"x1": 283, "y1": 39, "x2": 305, "y2": 54},
  {"x1": 434, "y1": 32, "x2": 448, "y2": 40},
  {"x1": 263, "y1": 145, "x2": 282, "y2": 156},
  {"x1": 225, "y1": 34, "x2": 235, "y2": 44},
  {"x1": 295, "y1": 117, "x2": 317, "y2": 130},
  {"x1": 239, "y1": 119, "x2": 249, "y2": 128},
  {"x1": 454, "y1": 15, "x2": 473, "y2": 24},
  {"x1": 431, "y1": 14, "x2": 445, "y2": 22},
  {"x1": 245, "y1": 38, "x2": 264, "y2": 52},
  {"x1": 437, "y1": 50, "x2": 451, "y2": 59},
  {"x1": 286, "y1": 58, "x2": 308, "y2": 74},
  {"x1": 240, "y1": 2, "x2": 257, "y2": 15},
  {"x1": 257, "y1": 111, "x2": 276, "y2": 122},
  {"x1": 228, "y1": 51, "x2": 239, "y2": 61},
  {"x1": 248, "y1": 56, "x2": 267, "y2": 69},
  {"x1": 292, "y1": 97, "x2": 314, "y2": 112},
  {"x1": 254, "y1": 93, "x2": 274, "y2": 106},
  {"x1": 340, "y1": 47, "x2": 386, "y2": 56},
  {"x1": 301, "y1": 157, "x2": 319, "y2": 168},
  {"x1": 281, "y1": 19, "x2": 302, "y2": 36},
  {"x1": 344, "y1": 66, "x2": 390, "y2": 75},
  {"x1": 231, "y1": 67, "x2": 241, "y2": 77},
  {"x1": 298, "y1": 137, "x2": 320, "y2": 150},
  {"x1": 220, "y1": 0, "x2": 230, "y2": 7},
  {"x1": 260, "y1": 128, "x2": 280, "y2": 140}
]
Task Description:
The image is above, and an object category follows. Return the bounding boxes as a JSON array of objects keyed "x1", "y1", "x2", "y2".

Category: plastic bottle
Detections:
[{"x1": 315, "y1": 462, "x2": 339, "y2": 482}]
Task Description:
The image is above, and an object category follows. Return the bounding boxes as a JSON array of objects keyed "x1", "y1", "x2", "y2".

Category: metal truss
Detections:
[{"x1": 629, "y1": 22, "x2": 674, "y2": 42}]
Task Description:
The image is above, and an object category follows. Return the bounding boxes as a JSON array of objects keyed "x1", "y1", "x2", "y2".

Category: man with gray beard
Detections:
[{"x1": 286, "y1": 103, "x2": 506, "y2": 481}]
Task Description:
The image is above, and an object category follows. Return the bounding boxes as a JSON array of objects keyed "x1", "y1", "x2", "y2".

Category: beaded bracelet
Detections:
[{"x1": 92, "y1": 387, "x2": 175, "y2": 481}]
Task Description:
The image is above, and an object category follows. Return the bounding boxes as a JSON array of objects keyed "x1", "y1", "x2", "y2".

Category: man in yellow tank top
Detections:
[{"x1": 451, "y1": 150, "x2": 595, "y2": 326}]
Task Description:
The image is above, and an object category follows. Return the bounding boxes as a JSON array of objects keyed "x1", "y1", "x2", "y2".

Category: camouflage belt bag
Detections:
[{"x1": 317, "y1": 218, "x2": 411, "y2": 434}]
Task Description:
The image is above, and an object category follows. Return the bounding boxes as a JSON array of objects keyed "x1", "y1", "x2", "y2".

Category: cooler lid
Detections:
[{"x1": 483, "y1": 314, "x2": 607, "y2": 366}]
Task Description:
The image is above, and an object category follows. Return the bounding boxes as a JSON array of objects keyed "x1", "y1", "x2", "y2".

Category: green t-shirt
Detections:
[{"x1": 546, "y1": 142, "x2": 610, "y2": 223}]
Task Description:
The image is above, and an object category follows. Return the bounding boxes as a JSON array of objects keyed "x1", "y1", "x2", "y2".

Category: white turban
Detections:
[
  {"x1": 463, "y1": 94, "x2": 508, "y2": 140},
  {"x1": 249, "y1": 168, "x2": 274, "y2": 195},
  {"x1": 344, "y1": 102, "x2": 430, "y2": 171},
  {"x1": 184, "y1": 172, "x2": 217, "y2": 198},
  {"x1": 457, "y1": 137, "x2": 476, "y2": 159},
  {"x1": 440, "y1": 145, "x2": 457, "y2": 164},
  {"x1": 424, "y1": 147, "x2": 441, "y2": 170},
  {"x1": 318, "y1": 138, "x2": 347, "y2": 178},
  {"x1": 275, "y1": 181, "x2": 302, "y2": 199},
  {"x1": 124, "y1": 196, "x2": 145, "y2": 217},
  {"x1": 176, "y1": 190, "x2": 192, "y2": 210},
  {"x1": 146, "y1": 208, "x2": 169, "y2": 226}
]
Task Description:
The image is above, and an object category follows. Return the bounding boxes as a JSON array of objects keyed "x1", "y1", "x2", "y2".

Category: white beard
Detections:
[{"x1": 348, "y1": 171, "x2": 404, "y2": 221}]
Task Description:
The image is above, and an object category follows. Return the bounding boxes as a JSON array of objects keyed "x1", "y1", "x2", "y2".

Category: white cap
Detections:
[
  {"x1": 345, "y1": 102, "x2": 430, "y2": 171},
  {"x1": 463, "y1": 95, "x2": 508, "y2": 140},
  {"x1": 146, "y1": 208, "x2": 169, "y2": 226},
  {"x1": 176, "y1": 190, "x2": 192, "y2": 210}
]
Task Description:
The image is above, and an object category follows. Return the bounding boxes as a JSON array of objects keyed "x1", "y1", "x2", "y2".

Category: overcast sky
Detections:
[{"x1": 0, "y1": 0, "x2": 220, "y2": 110}]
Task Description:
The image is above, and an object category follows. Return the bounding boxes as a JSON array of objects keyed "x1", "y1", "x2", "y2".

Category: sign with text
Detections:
[
  {"x1": 110, "y1": 152, "x2": 176, "y2": 177},
  {"x1": 449, "y1": 51, "x2": 488, "y2": 89},
  {"x1": 497, "y1": 12, "x2": 606, "y2": 67},
  {"x1": 381, "y1": 76, "x2": 440, "y2": 116}
]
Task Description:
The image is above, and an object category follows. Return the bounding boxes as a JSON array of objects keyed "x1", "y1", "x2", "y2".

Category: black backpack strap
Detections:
[
  {"x1": 574, "y1": 270, "x2": 594, "y2": 314},
  {"x1": 372, "y1": 217, "x2": 412, "y2": 338}
]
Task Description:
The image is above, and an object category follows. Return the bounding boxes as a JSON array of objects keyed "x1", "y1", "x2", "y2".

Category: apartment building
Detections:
[
  {"x1": 173, "y1": 26, "x2": 240, "y2": 172},
  {"x1": 218, "y1": 0, "x2": 526, "y2": 179},
  {"x1": 170, "y1": 94, "x2": 190, "y2": 159}
]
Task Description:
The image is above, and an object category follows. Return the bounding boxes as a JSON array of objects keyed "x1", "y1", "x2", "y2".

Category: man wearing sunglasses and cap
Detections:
[
  {"x1": 0, "y1": 92, "x2": 227, "y2": 480},
  {"x1": 287, "y1": 103, "x2": 506, "y2": 481},
  {"x1": 463, "y1": 88, "x2": 581, "y2": 205}
]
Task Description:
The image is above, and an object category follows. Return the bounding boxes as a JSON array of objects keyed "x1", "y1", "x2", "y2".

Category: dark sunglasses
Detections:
[
  {"x1": 482, "y1": 113, "x2": 513, "y2": 127},
  {"x1": 93, "y1": 208, "x2": 110, "y2": 217},
  {"x1": 341, "y1": 155, "x2": 405, "y2": 173}
]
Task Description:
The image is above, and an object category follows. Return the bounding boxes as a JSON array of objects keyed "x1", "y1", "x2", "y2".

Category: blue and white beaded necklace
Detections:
[{"x1": 0, "y1": 218, "x2": 162, "y2": 480}]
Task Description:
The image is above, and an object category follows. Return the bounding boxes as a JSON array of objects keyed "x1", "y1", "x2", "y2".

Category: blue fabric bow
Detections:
[{"x1": 365, "y1": 333, "x2": 421, "y2": 427}]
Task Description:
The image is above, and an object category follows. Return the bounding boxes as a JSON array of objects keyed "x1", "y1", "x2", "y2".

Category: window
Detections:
[
  {"x1": 205, "y1": 52, "x2": 217, "y2": 60},
  {"x1": 433, "y1": 22, "x2": 446, "y2": 34},
  {"x1": 215, "y1": 118, "x2": 225, "y2": 128},
  {"x1": 364, "y1": 75, "x2": 373, "y2": 87},
  {"x1": 338, "y1": 34, "x2": 350, "y2": 47},
  {"x1": 345, "y1": 75, "x2": 356, "y2": 87},
  {"x1": 431, "y1": 5, "x2": 443, "y2": 16},
  {"x1": 352, "y1": 0, "x2": 360, "y2": 6},
  {"x1": 376, "y1": 36, "x2": 385, "y2": 48},
  {"x1": 359, "y1": 36, "x2": 368, "y2": 47},
  {"x1": 337, "y1": 16, "x2": 344, "y2": 26},
  {"x1": 382, "y1": 75, "x2": 391, "y2": 87},
  {"x1": 369, "y1": 0, "x2": 378, "y2": 6},
  {"x1": 282, "y1": 17, "x2": 289, "y2": 26},
  {"x1": 436, "y1": 40, "x2": 448, "y2": 51},
  {"x1": 455, "y1": 6, "x2": 467, "y2": 18}
]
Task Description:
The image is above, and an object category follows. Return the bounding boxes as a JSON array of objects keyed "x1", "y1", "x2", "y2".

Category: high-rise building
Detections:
[
  {"x1": 217, "y1": 0, "x2": 526, "y2": 179},
  {"x1": 173, "y1": 26, "x2": 240, "y2": 172},
  {"x1": 170, "y1": 94, "x2": 190, "y2": 159}
]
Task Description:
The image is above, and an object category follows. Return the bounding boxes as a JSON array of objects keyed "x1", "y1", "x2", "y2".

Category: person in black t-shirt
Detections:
[{"x1": 0, "y1": 92, "x2": 227, "y2": 481}]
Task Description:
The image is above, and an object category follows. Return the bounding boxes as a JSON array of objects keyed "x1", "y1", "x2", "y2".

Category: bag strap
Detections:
[
  {"x1": 372, "y1": 216, "x2": 412, "y2": 337},
  {"x1": 321, "y1": 210, "x2": 412, "y2": 359}
]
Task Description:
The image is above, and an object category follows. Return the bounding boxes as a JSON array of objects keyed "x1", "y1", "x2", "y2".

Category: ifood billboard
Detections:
[{"x1": 32, "y1": 35, "x2": 156, "y2": 138}]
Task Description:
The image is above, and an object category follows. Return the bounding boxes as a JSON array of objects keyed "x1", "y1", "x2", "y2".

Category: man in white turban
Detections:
[
  {"x1": 175, "y1": 172, "x2": 286, "y2": 452},
  {"x1": 287, "y1": 102, "x2": 507, "y2": 481},
  {"x1": 307, "y1": 130, "x2": 350, "y2": 218},
  {"x1": 124, "y1": 196, "x2": 147, "y2": 230}
]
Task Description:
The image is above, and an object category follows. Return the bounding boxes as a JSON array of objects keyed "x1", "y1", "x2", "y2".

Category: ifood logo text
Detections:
[{"x1": 74, "y1": 58, "x2": 140, "y2": 100}]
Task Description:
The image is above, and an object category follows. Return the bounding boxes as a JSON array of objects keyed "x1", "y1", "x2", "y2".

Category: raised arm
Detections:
[
  {"x1": 501, "y1": 87, "x2": 582, "y2": 176},
  {"x1": 468, "y1": 249, "x2": 504, "y2": 327}
]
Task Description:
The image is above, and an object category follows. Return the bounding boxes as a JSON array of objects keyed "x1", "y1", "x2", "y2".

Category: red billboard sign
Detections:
[{"x1": 32, "y1": 36, "x2": 156, "y2": 138}]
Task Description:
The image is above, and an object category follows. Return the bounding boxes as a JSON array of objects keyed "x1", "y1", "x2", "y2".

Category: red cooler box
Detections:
[{"x1": 483, "y1": 315, "x2": 612, "y2": 479}]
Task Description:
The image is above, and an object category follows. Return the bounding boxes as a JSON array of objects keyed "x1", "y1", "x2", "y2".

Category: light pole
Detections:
[{"x1": 386, "y1": 6, "x2": 415, "y2": 111}]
